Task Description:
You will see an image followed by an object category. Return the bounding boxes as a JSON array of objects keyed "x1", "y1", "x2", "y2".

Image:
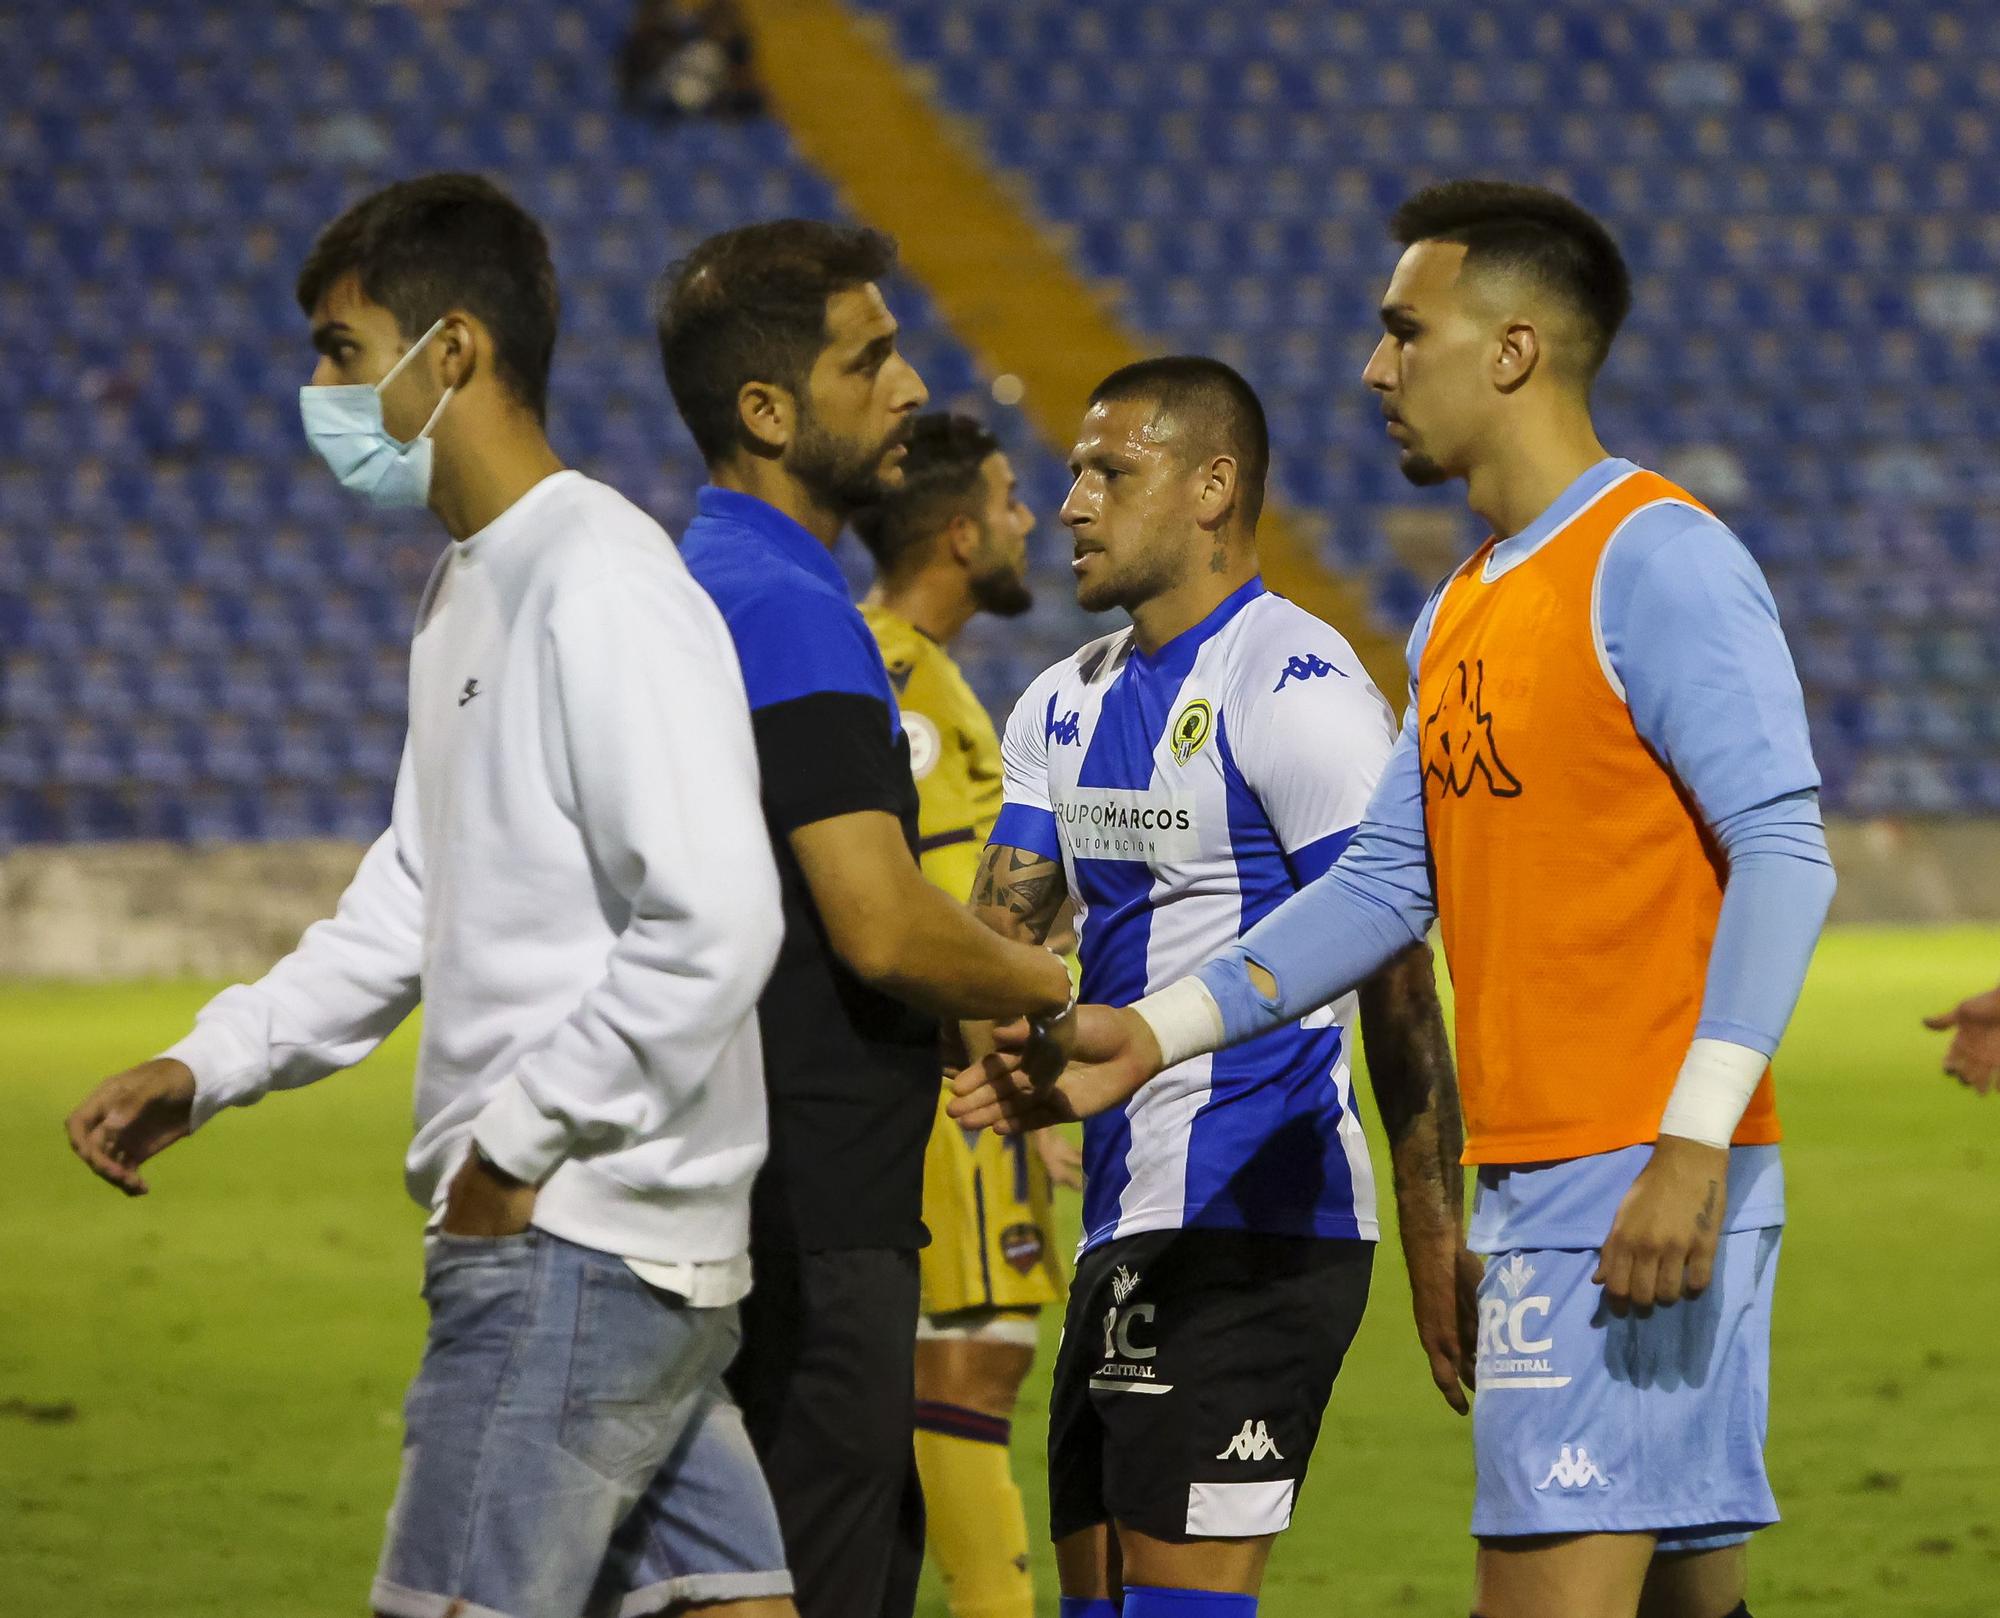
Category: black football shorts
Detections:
[{"x1": 1048, "y1": 1226, "x2": 1373, "y2": 1543}]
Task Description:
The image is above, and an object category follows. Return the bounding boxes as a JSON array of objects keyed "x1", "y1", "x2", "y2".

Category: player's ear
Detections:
[
  {"x1": 1494, "y1": 320, "x2": 1540, "y2": 394},
  {"x1": 736, "y1": 379, "x2": 794, "y2": 455},
  {"x1": 1194, "y1": 452, "x2": 1239, "y2": 532},
  {"x1": 945, "y1": 511, "x2": 980, "y2": 567},
  {"x1": 432, "y1": 311, "x2": 479, "y2": 393}
]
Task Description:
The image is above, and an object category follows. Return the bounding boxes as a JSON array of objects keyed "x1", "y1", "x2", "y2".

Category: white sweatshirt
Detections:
[{"x1": 163, "y1": 471, "x2": 784, "y2": 1269}]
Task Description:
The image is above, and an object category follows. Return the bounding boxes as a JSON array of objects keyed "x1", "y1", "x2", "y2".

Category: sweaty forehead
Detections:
[{"x1": 1077, "y1": 396, "x2": 1177, "y2": 457}]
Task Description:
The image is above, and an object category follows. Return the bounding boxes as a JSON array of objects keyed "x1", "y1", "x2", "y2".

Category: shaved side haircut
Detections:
[{"x1": 1088, "y1": 355, "x2": 1270, "y2": 529}]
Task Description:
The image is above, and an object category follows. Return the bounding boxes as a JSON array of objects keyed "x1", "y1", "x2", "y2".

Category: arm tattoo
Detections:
[
  {"x1": 970, "y1": 843, "x2": 1069, "y2": 944},
  {"x1": 1357, "y1": 942, "x2": 1465, "y2": 1235}
]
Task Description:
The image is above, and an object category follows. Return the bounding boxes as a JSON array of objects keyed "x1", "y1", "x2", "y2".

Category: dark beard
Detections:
[
  {"x1": 1397, "y1": 449, "x2": 1451, "y2": 487},
  {"x1": 792, "y1": 418, "x2": 903, "y2": 515},
  {"x1": 970, "y1": 564, "x2": 1033, "y2": 618},
  {"x1": 1075, "y1": 542, "x2": 1186, "y2": 615}
]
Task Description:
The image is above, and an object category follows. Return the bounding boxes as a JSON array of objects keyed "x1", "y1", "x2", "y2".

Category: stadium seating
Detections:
[
  {"x1": 2, "y1": 0, "x2": 1994, "y2": 843},
  {"x1": 0, "y1": 0, "x2": 1090, "y2": 844},
  {"x1": 856, "y1": 0, "x2": 2000, "y2": 815}
]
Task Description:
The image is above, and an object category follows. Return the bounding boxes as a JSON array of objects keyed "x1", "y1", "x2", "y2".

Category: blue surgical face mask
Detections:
[{"x1": 298, "y1": 318, "x2": 455, "y2": 508}]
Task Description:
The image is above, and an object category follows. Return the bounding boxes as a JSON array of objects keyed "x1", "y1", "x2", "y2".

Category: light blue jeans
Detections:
[{"x1": 371, "y1": 1230, "x2": 791, "y2": 1618}]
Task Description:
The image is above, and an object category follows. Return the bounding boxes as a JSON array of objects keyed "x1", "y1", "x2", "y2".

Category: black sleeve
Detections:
[{"x1": 753, "y1": 690, "x2": 913, "y2": 837}]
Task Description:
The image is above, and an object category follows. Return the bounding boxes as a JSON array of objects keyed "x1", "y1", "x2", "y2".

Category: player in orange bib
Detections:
[{"x1": 952, "y1": 182, "x2": 1837, "y2": 1618}]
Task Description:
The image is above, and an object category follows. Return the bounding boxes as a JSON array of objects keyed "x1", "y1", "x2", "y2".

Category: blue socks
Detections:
[
  {"x1": 1059, "y1": 1601, "x2": 1122, "y2": 1618},
  {"x1": 1121, "y1": 1589, "x2": 1258, "y2": 1617}
]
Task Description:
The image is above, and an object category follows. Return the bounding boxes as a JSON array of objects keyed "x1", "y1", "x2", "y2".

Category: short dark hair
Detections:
[
  {"x1": 850, "y1": 412, "x2": 1003, "y2": 576},
  {"x1": 1088, "y1": 356, "x2": 1270, "y2": 528},
  {"x1": 1390, "y1": 179, "x2": 1631, "y2": 375},
  {"x1": 295, "y1": 173, "x2": 559, "y2": 420},
  {"x1": 655, "y1": 219, "x2": 898, "y2": 465}
]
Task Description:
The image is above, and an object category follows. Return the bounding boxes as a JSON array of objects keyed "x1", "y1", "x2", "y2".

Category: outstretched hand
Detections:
[
  {"x1": 65, "y1": 1058, "x2": 198, "y2": 1196},
  {"x1": 1924, "y1": 983, "x2": 2000, "y2": 1096},
  {"x1": 948, "y1": 1003, "x2": 1164, "y2": 1134}
]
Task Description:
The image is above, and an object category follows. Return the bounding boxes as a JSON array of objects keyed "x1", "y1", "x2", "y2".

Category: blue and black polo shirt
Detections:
[{"x1": 680, "y1": 486, "x2": 936, "y2": 1253}]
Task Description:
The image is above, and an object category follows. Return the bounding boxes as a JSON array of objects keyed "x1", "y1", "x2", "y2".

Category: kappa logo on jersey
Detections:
[
  {"x1": 1047, "y1": 706, "x2": 1082, "y2": 747},
  {"x1": 1535, "y1": 1443, "x2": 1612, "y2": 1491},
  {"x1": 1272, "y1": 652, "x2": 1340, "y2": 693},
  {"x1": 1169, "y1": 698, "x2": 1213, "y2": 764},
  {"x1": 1216, "y1": 1419, "x2": 1284, "y2": 1462},
  {"x1": 1422, "y1": 658, "x2": 1522, "y2": 799},
  {"x1": 458, "y1": 677, "x2": 481, "y2": 707},
  {"x1": 1478, "y1": 1254, "x2": 1567, "y2": 1388}
]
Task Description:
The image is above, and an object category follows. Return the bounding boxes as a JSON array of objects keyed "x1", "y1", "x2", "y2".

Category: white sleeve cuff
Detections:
[
  {"x1": 1658, "y1": 1037, "x2": 1768, "y2": 1150},
  {"x1": 1131, "y1": 977, "x2": 1225, "y2": 1071},
  {"x1": 471, "y1": 1076, "x2": 575, "y2": 1185},
  {"x1": 160, "y1": 1018, "x2": 273, "y2": 1132}
]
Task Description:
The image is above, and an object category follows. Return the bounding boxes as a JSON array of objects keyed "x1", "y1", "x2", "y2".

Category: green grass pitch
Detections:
[{"x1": 2, "y1": 925, "x2": 1995, "y2": 1614}]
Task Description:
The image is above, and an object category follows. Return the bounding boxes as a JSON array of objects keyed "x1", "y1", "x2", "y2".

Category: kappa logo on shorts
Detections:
[
  {"x1": 1110, "y1": 1264, "x2": 1141, "y2": 1304},
  {"x1": 1535, "y1": 1443, "x2": 1612, "y2": 1491},
  {"x1": 1216, "y1": 1419, "x2": 1284, "y2": 1462}
]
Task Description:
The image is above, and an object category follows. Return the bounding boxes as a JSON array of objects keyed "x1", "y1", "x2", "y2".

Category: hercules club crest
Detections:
[{"x1": 1169, "y1": 698, "x2": 1213, "y2": 765}]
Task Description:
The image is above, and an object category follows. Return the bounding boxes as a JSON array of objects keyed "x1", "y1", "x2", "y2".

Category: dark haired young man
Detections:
[
  {"x1": 956, "y1": 183, "x2": 1836, "y2": 1618},
  {"x1": 852, "y1": 412, "x2": 1073, "y2": 1618},
  {"x1": 953, "y1": 356, "x2": 1463, "y2": 1618},
  {"x1": 65, "y1": 174, "x2": 800, "y2": 1618},
  {"x1": 656, "y1": 223, "x2": 1073, "y2": 1618}
]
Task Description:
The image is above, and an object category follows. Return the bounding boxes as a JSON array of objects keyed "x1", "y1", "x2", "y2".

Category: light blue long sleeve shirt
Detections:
[{"x1": 1192, "y1": 459, "x2": 1836, "y2": 1248}]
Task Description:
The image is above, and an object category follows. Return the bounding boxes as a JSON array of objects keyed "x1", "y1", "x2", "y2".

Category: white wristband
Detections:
[
  {"x1": 1657, "y1": 1038, "x2": 1768, "y2": 1150},
  {"x1": 1131, "y1": 977, "x2": 1226, "y2": 1071}
]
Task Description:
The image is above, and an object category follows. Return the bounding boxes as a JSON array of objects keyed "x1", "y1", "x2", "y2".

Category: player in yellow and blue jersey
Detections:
[{"x1": 854, "y1": 412, "x2": 1077, "y2": 1618}]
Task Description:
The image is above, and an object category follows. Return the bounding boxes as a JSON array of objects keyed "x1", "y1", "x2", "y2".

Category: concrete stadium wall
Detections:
[{"x1": 1, "y1": 822, "x2": 1996, "y2": 983}]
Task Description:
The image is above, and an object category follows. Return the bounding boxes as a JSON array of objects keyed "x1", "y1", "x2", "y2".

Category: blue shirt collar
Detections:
[
  {"x1": 694, "y1": 486, "x2": 849, "y2": 593},
  {"x1": 1133, "y1": 576, "x2": 1267, "y2": 680},
  {"x1": 1485, "y1": 457, "x2": 1638, "y2": 579}
]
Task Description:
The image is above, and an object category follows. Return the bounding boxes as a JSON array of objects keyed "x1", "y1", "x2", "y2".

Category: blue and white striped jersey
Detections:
[{"x1": 989, "y1": 579, "x2": 1397, "y2": 1254}]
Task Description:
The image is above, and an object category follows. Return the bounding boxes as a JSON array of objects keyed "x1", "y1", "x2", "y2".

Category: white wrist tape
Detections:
[
  {"x1": 1131, "y1": 977, "x2": 1225, "y2": 1071},
  {"x1": 1657, "y1": 1038, "x2": 1768, "y2": 1150}
]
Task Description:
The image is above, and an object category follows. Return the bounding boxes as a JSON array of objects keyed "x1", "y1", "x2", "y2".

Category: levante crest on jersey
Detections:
[{"x1": 1422, "y1": 659, "x2": 1522, "y2": 799}]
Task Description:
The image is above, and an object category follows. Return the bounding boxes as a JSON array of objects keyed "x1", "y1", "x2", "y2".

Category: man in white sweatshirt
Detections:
[{"x1": 63, "y1": 175, "x2": 799, "y2": 1618}]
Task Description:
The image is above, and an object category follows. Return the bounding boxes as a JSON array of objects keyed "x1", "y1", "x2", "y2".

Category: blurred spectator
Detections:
[{"x1": 618, "y1": 0, "x2": 764, "y2": 121}]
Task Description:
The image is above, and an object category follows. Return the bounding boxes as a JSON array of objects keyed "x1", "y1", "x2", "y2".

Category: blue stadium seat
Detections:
[{"x1": 3, "y1": 0, "x2": 1992, "y2": 832}]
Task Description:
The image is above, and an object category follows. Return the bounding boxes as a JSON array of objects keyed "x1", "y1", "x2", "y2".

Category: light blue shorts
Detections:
[
  {"x1": 1470, "y1": 1225, "x2": 1782, "y2": 1545},
  {"x1": 371, "y1": 1230, "x2": 791, "y2": 1618}
]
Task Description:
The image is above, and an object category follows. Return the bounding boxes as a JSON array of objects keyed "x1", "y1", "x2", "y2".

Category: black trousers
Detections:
[{"x1": 726, "y1": 1246, "x2": 925, "y2": 1618}]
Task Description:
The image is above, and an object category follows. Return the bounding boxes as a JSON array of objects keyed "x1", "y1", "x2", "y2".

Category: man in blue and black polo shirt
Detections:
[{"x1": 658, "y1": 221, "x2": 1075, "y2": 1618}]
